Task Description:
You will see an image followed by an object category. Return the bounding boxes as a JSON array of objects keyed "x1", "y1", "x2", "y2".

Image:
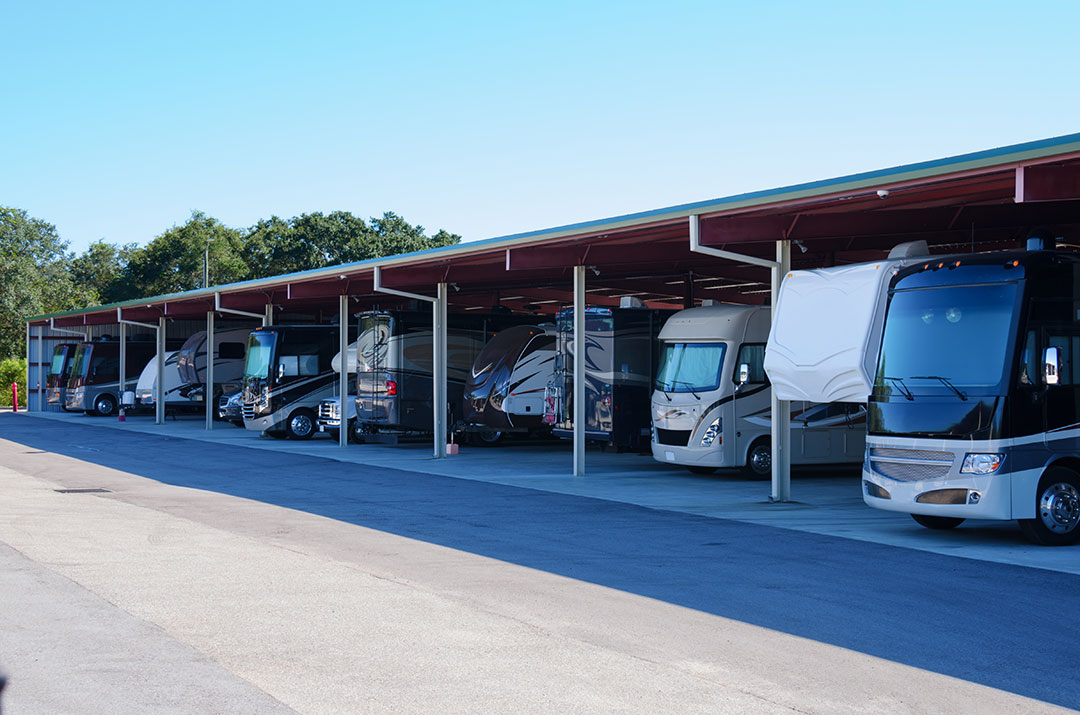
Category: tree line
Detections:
[{"x1": 0, "y1": 206, "x2": 461, "y2": 360}]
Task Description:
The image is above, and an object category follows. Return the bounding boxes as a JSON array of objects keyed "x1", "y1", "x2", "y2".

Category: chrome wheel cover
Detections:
[
  {"x1": 95, "y1": 397, "x2": 115, "y2": 415},
  {"x1": 1039, "y1": 482, "x2": 1080, "y2": 534},
  {"x1": 290, "y1": 413, "x2": 313, "y2": 437},
  {"x1": 750, "y1": 446, "x2": 771, "y2": 474}
]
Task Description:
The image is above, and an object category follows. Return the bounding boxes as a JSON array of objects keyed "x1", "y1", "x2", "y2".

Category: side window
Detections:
[
  {"x1": 733, "y1": 344, "x2": 768, "y2": 384},
  {"x1": 1047, "y1": 333, "x2": 1080, "y2": 385}
]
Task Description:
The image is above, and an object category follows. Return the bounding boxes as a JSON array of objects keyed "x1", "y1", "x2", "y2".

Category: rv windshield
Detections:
[
  {"x1": 655, "y1": 343, "x2": 726, "y2": 393},
  {"x1": 875, "y1": 283, "x2": 1018, "y2": 393},
  {"x1": 70, "y1": 346, "x2": 90, "y2": 378},
  {"x1": 244, "y1": 332, "x2": 276, "y2": 379},
  {"x1": 49, "y1": 347, "x2": 68, "y2": 376}
]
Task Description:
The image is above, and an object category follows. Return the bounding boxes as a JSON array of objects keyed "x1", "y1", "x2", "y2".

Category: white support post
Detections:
[
  {"x1": 24, "y1": 323, "x2": 30, "y2": 412},
  {"x1": 206, "y1": 311, "x2": 215, "y2": 430},
  {"x1": 339, "y1": 295, "x2": 349, "y2": 448},
  {"x1": 36, "y1": 326, "x2": 44, "y2": 411},
  {"x1": 770, "y1": 240, "x2": 792, "y2": 502},
  {"x1": 434, "y1": 283, "x2": 448, "y2": 458},
  {"x1": 573, "y1": 265, "x2": 586, "y2": 477},
  {"x1": 372, "y1": 266, "x2": 447, "y2": 459},
  {"x1": 119, "y1": 321, "x2": 127, "y2": 400},
  {"x1": 156, "y1": 317, "x2": 166, "y2": 425}
]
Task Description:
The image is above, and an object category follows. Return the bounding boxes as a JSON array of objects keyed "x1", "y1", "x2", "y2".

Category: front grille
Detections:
[
  {"x1": 870, "y1": 447, "x2": 953, "y2": 482},
  {"x1": 318, "y1": 401, "x2": 338, "y2": 420},
  {"x1": 219, "y1": 394, "x2": 230, "y2": 410},
  {"x1": 242, "y1": 403, "x2": 255, "y2": 420},
  {"x1": 655, "y1": 428, "x2": 692, "y2": 447}
]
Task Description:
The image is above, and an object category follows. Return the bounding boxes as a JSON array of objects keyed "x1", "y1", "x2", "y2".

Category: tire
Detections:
[
  {"x1": 92, "y1": 394, "x2": 117, "y2": 417},
  {"x1": 285, "y1": 408, "x2": 317, "y2": 440},
  {"x1": 911, "y1": 514, "x2": 965, "y2": 530},
  {"x1": 1018, "y1": 467, "x2": 1080, "y2": 546},
  {"x1": 474, "y1": 430, "x2": 502, "y2": 446},
  {"x1": 687, "y1": 466, "x2": 717, "y2": 475},
  {"x1": 744, "y1": 439, "x2": 771, "y2": 480}
]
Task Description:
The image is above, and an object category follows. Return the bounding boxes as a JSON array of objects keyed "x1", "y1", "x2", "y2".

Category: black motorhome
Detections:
[
  {"x1": 863, "y1": 243, "x2": 1080, "y2": 545},
  {"x1": 65, "y1": 339, "x2": 156, "y2": 416},
  {"x1": 46, "y1": 342, "x2": 79, "y2": 410},
  {"x1": 242, "y1": 325, "x2": 350, "y2": 439},
  {"x1": 544, "y1": 305, "x2": 671, "y2": 451}
]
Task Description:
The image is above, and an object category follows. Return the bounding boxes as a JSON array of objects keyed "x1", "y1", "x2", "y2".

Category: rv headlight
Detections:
[
  {"x1": 700, "y1": 418, "x2": 722, "y2": 447},
  {"x1": 960, "y1": 453, "x2": 1005, "y2": 475}
]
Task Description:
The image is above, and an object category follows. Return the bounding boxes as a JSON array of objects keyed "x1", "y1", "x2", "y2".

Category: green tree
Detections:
[
  {"x1": 0, "y1": 207, "x2": 94, "y2": 359},
  {"x1": 123, "y1": 210, "x2": 247, "y2": 296},
  {"x1": 69, "y1": 240, "x2": 139, "y2": 304}
]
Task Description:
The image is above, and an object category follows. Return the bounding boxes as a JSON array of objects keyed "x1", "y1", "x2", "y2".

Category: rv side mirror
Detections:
[
  {"x1": 737, "y1": 363, "x2": 750, "y2": 387},
  {"x1": 1044, "y1": 346, "x2": 1061, "y2": 386}
]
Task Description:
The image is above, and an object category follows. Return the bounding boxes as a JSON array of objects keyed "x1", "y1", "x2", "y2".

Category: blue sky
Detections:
[{"x1": 3, "y1": 1, "x2": 1078, "y2": 254}]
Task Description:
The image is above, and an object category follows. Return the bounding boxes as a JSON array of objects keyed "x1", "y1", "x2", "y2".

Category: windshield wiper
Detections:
[
  {"x1": 881, "y1": 376, "x2": 914, "y2": 401},
  {"x1": 910, "y1": 375, "x2": 968, "y2": 401},
  {"x1": 669, "y1": 380, "x2": 701, "y2": 399}
]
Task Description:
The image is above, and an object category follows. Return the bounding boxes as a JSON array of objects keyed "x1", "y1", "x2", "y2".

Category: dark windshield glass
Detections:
[
  {"x1": 875, "y1": 284, "x2": 1018, "y2": 393},
  {"x1": 49, "y1": 346, "x2": 68, "y2": 376},
  {"x1": 655, "y1": 343, "x2": 726, "y2": 392},
  {"x1": 244, "y1": 332, "x2": 276, "y2": 378},
  {"x1": 70, "y1": 346, "x2": 90, "y2": 378}
]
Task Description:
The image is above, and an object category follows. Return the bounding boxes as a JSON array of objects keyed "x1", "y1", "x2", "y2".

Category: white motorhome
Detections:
[{"x1": 651, "y1": 304, "x2": 865, "y2": 477}]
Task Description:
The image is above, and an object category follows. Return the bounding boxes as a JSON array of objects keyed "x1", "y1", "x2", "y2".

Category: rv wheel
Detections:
[
  {"x1": 93, "y1": 394, "x2": 117, "y2": 417},
  {"x1": 745, "y1": 439, "x2": 771, "y2": 480},
  {"x1": 475, "y1": 430, "x2": 502, "y2": 445},
  {"x1": 910, "y1": 514, "x2": 965, "y2": 530},
  {"x1": 1018, "y1": 467, "x2": 1080, "y2": 546},
  {"x1": 286, "y1": 408, "x2": 317, "y2": 440}
]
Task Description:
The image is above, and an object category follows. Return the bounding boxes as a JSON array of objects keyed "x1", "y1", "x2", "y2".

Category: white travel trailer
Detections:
[
  {"x1": 651, "y1": 304, "x2": 865, "y2": 477},
  {"x1": 135, "y1": 351, "x2": 198, "y2": 410}
]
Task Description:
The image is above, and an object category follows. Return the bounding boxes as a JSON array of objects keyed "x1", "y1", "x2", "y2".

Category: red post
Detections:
[{"x1": 11, "y1": 383, "x2": 18, "y2": 413}]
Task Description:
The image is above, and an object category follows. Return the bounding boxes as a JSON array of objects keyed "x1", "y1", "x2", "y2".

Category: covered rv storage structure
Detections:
[{"x1": 26, "y1": 132, "x2": 1080, "y2": 501}]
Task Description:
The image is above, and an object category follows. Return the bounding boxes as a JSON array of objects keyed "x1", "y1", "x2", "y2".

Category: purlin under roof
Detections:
[{"x1": 29, "y1": 131, "x2": 1080, "y2": 327}]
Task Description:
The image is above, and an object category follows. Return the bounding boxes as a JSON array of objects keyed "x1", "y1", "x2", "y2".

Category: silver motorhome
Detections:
[{"x1": 651, "y1": 304, "x2": 865, "y2": 477}]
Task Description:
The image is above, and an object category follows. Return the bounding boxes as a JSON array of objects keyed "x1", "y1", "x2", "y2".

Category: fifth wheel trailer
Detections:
[{"x1": 652, "y1": 304, "x2": 865, "y2": 477}]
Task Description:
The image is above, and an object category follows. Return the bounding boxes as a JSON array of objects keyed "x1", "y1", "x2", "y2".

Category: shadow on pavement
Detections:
[{"x1": 2, "y1": 414, "x2": 1077, "y2": 709}]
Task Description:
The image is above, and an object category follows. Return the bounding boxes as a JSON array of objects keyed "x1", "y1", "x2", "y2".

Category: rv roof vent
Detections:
[
  {"x1": 619, "y1": 296, "x2": 646, "y2": 309},
  {"x1": 700, "y1": 299, "x2": 717, "y2": 307},
  {"x1": 887, "y1": 240, "x2": 929, "y2": 259},
  {"x1": 1026, "y1": 228, "x2": 1058, "y2": 252}
]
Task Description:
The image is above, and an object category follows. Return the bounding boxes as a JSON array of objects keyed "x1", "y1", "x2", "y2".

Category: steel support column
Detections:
[
  {"x1": 36, "y1": 326, "x2": 44, "y2": 411},
  {"x1": 119, "y1": 321, "x2": 127, "y2": 403},
  {"x1": 24, "y1": 323, "x2": 30, "y2": 411},
  {"x1": 206, "y1": 311, "x2": 215, "y2": 430},
  {"x1": 155, "y1": 317, "x2": 166, "y2": 425},
  {"x1": 573, "y1": 265, "x2": 586, "y2": 476},
  {"x1": 339, "y1": 295, "x2": 349, "y2": 448},
  {"x1": 433, "y1": 283, "x2": 448, "y2": 458},
  {"x1": 264, "y1": 304, "x2": 273, "y2": 326},
  {"x1": 770, "y1": 240, "x2": 792, "y2": 502}
]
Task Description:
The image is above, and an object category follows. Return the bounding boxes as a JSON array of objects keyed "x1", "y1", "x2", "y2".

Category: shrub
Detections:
[{"x1": 0, "y1": 358, "x2": 27, "y2": 408}]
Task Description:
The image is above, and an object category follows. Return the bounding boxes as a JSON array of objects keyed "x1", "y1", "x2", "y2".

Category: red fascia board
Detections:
[{"x1": 1022, "y1": 164, "x2": 1080, "y2": 202}]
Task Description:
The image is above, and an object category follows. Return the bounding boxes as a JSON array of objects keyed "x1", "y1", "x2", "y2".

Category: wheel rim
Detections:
[
  {"x1": 1039, "y1": 482, "x2": 1080, "y2": 534},
  {"x1": 96, "y1": 397, "x2": 114, "y2": 415},
  {"x1": 750, "y1": 446, "x2": 771, "y2": 474},
  {"x1": 479, "y1": 431, "x2": 501, "y2": 443},
  {"x1": 290, "y1": 414, "x2": 313, "y2": 437}
]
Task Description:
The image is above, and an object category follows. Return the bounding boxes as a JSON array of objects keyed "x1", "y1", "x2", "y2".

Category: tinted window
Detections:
[{"x1": 734, "y1": 344, "x2": 768, "y2": 384}]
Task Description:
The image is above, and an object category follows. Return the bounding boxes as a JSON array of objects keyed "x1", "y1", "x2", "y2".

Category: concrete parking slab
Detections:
[
  {"x1": 21, "y1": 410, "x2": 1078, "y2": 575},
  {"x1": 0, "y1": 420, "x2": 1073, "y2": 713}
]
